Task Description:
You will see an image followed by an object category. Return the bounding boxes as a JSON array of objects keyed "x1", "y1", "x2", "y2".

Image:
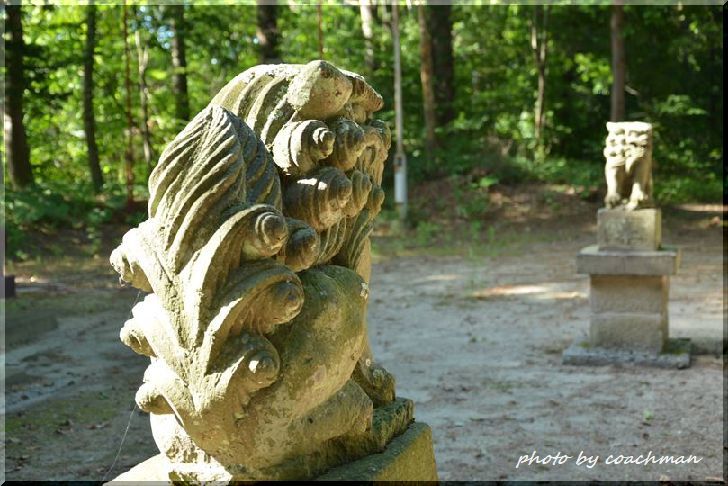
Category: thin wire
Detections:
[
  {"x1": 102, "y1": 401, "x2": 138, "y2": 482},
  {"x1": 102, "y1": 288, "x2": 143, "y2": 482}
]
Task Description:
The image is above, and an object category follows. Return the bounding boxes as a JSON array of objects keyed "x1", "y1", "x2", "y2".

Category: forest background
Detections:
[{"x1": 2, "y1": 2, "x2": 723, "y2": 261}]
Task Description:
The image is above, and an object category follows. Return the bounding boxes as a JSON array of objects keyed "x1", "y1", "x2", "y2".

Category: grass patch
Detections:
[
  {"x1": 3, "y1": 182, "x2": 147, "y2": 261},
  {"x1": 4, "y1": 290, "x2": 136, "y2": 318},
  {"x1": 4, "y1": 390, "x2": 124, "y2": 438},
  {"x1": 663, "y1": 338, "x2": 690, "y2": 355},
  {"x1": 371, "y1": 223, "x2": 556, "y2": 261}
]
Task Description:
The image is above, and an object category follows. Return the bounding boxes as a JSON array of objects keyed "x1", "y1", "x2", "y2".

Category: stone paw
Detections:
[
  {"x1": 353, "y1": 360, "x2": 396, "y2": 407},
  {"x1": 604, "y1": 193, "x2": 622, "y2": 209}
]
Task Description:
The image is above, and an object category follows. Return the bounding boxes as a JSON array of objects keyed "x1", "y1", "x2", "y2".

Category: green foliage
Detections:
[
  {"x1": 1, "y1": 3, "x2": 722, "y2": 258},
  {"x1": 418, "y1": 4, "x2": 721, "y2": 195},
  {"x1": 654, "y1": 173, "x2": 722, "y2": 205},
  {"x1": 525, "y1": 157, "x2": 601, "y2": 188},
  {"x1": 3, "y1": 182, "x2": 145, "y2": 260},
  {"x1": 414, "y1": 220, "x2": 440, "y2": 246},
  {"x1": 453, "y1": 175, "x2": 493, "y2": 220}
]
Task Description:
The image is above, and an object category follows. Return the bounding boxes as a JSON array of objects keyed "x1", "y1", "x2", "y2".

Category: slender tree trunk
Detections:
[
  {"x1": 531, "y1": 5, "x2": 548, "y2": 162},
  {"x1": 417, "y1": 5, "x2": 438, "y2": 163},
  {"x1": 317, "y1": 4, "x2": 324, "y2": 59},
  {"x1": 359, "y1": 0, "x2": 376, "y2": 75},
  {"x1": 426, "y1": 4, "x2": 455, "y2": 125},
  {"x1": 135, "y1": 26, "x2": 154, "y2": 177},
  {"x1": 84, "y1": 3, "x2": 103, "y2": 194},
  {"x1": 391, "y1": 1, "x2": 407, "y2": 222},
  {"x1": 256, "y1": 1, "x2": 281, "y2": 64},
  {"x1": 610, "y1": 1, "x2": 625, "y2": 122},
  {"x1": 3, "y1": 5, "x2": 33, "y2": 188},
  {"x1": 170, "y1": 5, "x2": 190, "y2": 124},
  {"x1": 122, "y1": 3, "x2": 135, "y2": 207}
]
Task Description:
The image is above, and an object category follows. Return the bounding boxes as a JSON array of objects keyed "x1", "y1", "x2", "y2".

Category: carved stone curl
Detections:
[
  {"x1": 111, "y1": 61, "x2": 402, "y2": 481},
  {"x1": 603, "y1": 121, "x2": 653, "y2": 210}
]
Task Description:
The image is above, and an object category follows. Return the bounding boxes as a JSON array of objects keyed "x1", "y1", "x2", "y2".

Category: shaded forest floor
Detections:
[{"x1": 2, "y1": 182, "x2": 724, "y2": 481}]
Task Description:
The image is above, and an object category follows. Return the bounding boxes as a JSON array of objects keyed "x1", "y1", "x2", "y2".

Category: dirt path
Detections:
[
  {"x1": 2, "y1": 197, "x2": 723, "y2": 481},
  {"x1": 367, "y1": 224, "x2": 723, "y2": 481}
]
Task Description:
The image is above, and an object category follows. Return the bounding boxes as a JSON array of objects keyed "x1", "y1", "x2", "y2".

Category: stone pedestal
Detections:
[
  {"x1": 597, "y1": 207, "x2": 661, "y2": 250},
  {"x1": 564, "y1": 209, "x2": 689, "y2": 368},
  {"x1": 317, "y1": 422, "x2": 438, "y2": 481},
  {"x1": 112, "y1": 423, "x2": 437, "y2": 483},
  {"x1": 111, "y1": 397, "x2": 438, "y2": 482}
]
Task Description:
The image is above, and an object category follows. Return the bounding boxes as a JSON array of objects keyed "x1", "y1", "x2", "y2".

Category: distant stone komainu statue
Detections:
[
  {"x1": 110, "y1": 61, "x2": 436, "y2": 482},
  {"x1": 565, "y1": 119, "x2": 685, "y2": 369},
  {"x1": 603, "y1": 121, "x2": 653, "y2": 210}
]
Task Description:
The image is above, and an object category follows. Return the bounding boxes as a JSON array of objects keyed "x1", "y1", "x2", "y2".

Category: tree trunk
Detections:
[
  {"x1": 135, "y1": 26, "x2": 154, "y2": 177},
  {"x1": 426, "y1": 4, "x2": 455, "y2": 125},
  {"x1": 391, "y1": 1, "x2": 407, "y2": 222},
  {"x1": 610, "y1": 1, "x2": 625, "y2": 122},
  {"x1": 84, "y1": 3, "x2": 103, "y2": 194},
  {"x1": 417, "y1": 4, "x2": 438, "y2": 162},
  {"x1": 256, "y1": 1, "x2": 281, "y2": 64},
  {"x1": 3, "y1": 5, "x2": 33, "y2": 188},
  {"x1": 122, "y1": 4, "x2": 135, "y2": 208},
  {"x1": 531, "y1": 5, "x2": 548, "y2": 162},
  {"x1": 359, "y1": 0, "x2": 376, "y2": 75},
  {"x1": 170, "y1": 5, "x2": 190, "y2": 124}
]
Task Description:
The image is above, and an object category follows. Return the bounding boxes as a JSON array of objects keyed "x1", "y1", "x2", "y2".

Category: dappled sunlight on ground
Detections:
[
  {"x1": 470, "y1": 282, "x2": 586, "y2": 302},
  {"x1": 419, "y1": 273, "x2": 461, "y2": 283}
]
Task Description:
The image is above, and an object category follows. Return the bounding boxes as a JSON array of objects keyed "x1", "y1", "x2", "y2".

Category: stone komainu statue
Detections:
[
  {"x1": 110, "y1": 61, "x2": 407, "y2": 481},
  {"x1": 603, "y1": 121, "x2": 653, "y2": 210}
]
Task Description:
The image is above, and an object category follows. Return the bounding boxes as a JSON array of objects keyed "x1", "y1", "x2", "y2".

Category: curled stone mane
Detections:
[
  {"x1": 211, "y1": 60, "x2": 391, "y2": 280},
  {"x1": 110, "y1": 61, "x2": 407, "y2": 481}
]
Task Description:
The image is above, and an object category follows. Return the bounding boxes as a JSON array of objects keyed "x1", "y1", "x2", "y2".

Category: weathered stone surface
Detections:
[
  {"x1": 579, "y1": 274, "x2": 674, "y2": 355},
  {"x1": 110, "y1": 60, "x2": 434, "y2": 481},
  {"x1": 603, "y1": 121, "x2": 653, "y2": 210},
  {"x1": 590, "y1": 312, "x2": 667, "y2": 354},
  {"x1": 111, "y1": 454, "x2": 168, "y2": 482},
  {"x1": 577, "y1": 245, "x2": 680, "y2": 276},
  {"x1": 562, "y1": 337, "x2": 690, "y2": 369},
  {"x1": 586, "y1": 272, "x2": 671, "y2": 354},
  {"x1": 317, "y1": 422, "x2": 438, "y2": 482},
  {"x1": 597, "y1": 208, "x2": 661, "y2": 251},
  {"x1": 110, "y1": 398, "x2": 426, "y2": 483},
  {"x1": 590, "y1": 275, "x2": 668, "y2": 315}
]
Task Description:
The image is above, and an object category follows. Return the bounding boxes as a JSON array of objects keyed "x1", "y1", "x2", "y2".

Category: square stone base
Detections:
[
  {"x1": 110, "y1": 421, "x2": 438, "y2": 483},
  {"x1": 317, "y1": 422, "x2": 438, "y2": 481},
  {"x1": 597, "y1": 208, "x2": 661, "y2": 251},
  {"x1": 588, "y1": 274, "x2": 669, "y2": 354},
  {"x1": 590, "y1": 312, "x2": 667, "y2": 353},
  {"x1": 562, "y1": 337, "x2": 691, "y2": 369}
]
